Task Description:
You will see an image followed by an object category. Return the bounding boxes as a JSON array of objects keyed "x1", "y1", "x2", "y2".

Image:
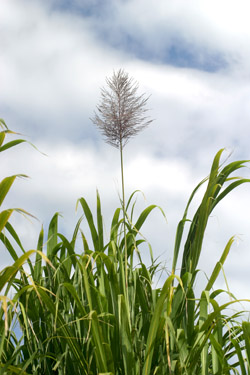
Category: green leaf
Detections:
[
  {"x1": 242, "y1": 322, "x2": 250, "y2": 367},
  {"x1": 47, "y1": 213, "x2": 60, "y2": 257},
  {"x1": 118, "y1": 294, "x2": 134, "y2": 375},
  {"x1": 0, "y1": 209, "x2": 13, "y2": 233},
  {"x1": 143, "y1": 274, "x2": 178, "y2": 375},
  {"x1": 77, "y1": 197, "x2": 99, "y2": 252},
  {"x1": 205, "y1": 236, "x2": 235, "y2": 292},
  {"x1": 0, "y1": 119, "x2": 8, "y2": 129},
  {"x1": 0, "y1": 132, "x2": 5, "y2": 147},
  {"x1": 0, "y1": 176, "x2": 16, "y2": 207},
  {"x1": 96, "y1": 190, "x2": 104, "y2": 250},
  {"x1": 0, "y1": 139, "x2": 26, "y2": 153},
  {"x1": 89, "y1": 310, "x2": 109, "y2": 373},
  {"x1": 33, "y1": 226, "x2": 44, "y2": 281}
]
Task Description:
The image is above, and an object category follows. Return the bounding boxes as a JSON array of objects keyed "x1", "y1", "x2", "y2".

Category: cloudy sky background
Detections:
[{"x1": 1, "y1": 0, "x2": 250, "y2": 302}]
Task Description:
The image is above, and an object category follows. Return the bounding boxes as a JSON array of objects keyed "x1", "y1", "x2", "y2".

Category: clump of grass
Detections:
[{"x1": 1, "y1": 90, "x2": 250, "y2": 375}]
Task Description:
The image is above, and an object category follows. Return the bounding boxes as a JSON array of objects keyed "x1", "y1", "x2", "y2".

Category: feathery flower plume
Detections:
[{"x1": 91, "y1": 69, "x2": 153, "y2": 148}]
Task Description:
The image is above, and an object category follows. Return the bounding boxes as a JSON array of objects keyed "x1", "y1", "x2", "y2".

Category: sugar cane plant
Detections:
[{"x1": 1, "y1": 69, "x2": 250, "y2": 374}]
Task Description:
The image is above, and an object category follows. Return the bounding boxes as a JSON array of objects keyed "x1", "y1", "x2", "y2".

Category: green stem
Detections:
[{"x1": 120, "y1": 141, "x2": 128, "y2": 293}]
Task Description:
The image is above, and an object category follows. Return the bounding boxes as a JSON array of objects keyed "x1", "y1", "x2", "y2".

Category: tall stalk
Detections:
[
  {"x1": 119, "y1": 140, "x2": 128, "y2": 293},
  {"x1": 91, "y1": 69, "x2": 153, "y2": 296}
]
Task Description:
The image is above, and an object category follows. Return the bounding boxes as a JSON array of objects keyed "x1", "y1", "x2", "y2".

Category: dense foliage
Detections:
[{"x1": 1, "y1": 120, "x2": 250, "y2": 374}]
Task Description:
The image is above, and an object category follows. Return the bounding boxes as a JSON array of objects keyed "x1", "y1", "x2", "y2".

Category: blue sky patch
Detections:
[
  {"x1": 49, "y1": 0, "x2": 110, "y2": 17},
  {"x1": 166, "y1": 43, "x2": 227, "y2": 72},
  {"x1": 49, "y1": 0, "x2": 227, "y2": 73},
  {"x1": 95, "y1": 27, "x2": 227, "y2": 72}
]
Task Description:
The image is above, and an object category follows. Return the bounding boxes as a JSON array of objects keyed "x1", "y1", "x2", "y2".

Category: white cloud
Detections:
[
  {"x1": 111, "y1": 0, "x2": 250, "y2": 66},
  {"x1": 0, "y1": 0, "x2": 128, "y2": 133},
  {"x1": 1, "y1": 0, "x2": 250, "y2": 156}
]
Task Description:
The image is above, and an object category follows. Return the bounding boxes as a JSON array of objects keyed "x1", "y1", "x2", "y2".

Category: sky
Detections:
[{"x1": 1, "y1": 0, "x2": 250, "y2": 304}]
